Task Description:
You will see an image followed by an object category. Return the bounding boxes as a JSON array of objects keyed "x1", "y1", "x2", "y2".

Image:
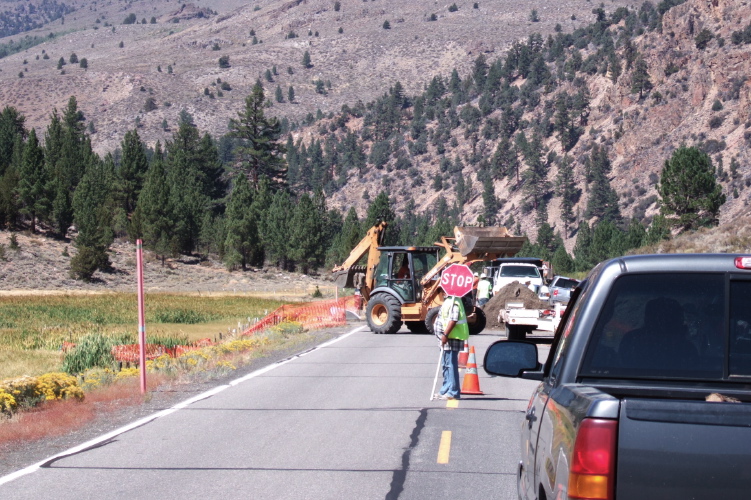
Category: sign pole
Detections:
[{"x1": 136, "y1": 239, "x2": 147, "y2": 394}]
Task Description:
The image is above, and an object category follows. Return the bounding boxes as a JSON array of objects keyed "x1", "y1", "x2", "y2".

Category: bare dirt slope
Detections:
[
  {"x1": 0, "y1": 231, "x2": 332, "y2": 296},
  {"x1": 0, "y1": 0, "x2": 639, "y2": 156}
]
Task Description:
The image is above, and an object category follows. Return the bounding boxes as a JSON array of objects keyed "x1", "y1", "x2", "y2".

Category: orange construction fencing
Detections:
[
  {"x1": 241, "y1": 296, "x2": 356, "y2": 337},
  {"x1": 109, "y1": 297, "x2": 358, "y2": 364}
]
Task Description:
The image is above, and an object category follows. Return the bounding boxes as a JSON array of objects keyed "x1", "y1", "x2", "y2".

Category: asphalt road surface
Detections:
[{"x1": 0, "y1": 325, "x2": 549, "y2": 500}]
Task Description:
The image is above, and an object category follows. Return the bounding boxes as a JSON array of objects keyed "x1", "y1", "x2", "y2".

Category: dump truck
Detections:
[{"x1": 332, "y1": 222, "x2": 526, "y2": 335}]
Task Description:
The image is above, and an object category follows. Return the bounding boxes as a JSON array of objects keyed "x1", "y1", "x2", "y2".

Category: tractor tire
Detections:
[
  {"x1": 506, "y1": 324, "x2": 527, "y2": 341},
  {"x1": 405, "y1": 321, "x2": 429, "y2": 334},
  {"x1": 366, "y1": 294, "x2": 403, "y2": 334},
  {"x1": 425, "y1": 307, "x2": 441, "y2": 336},
  {"x1": 468, "y1": 307, "x2": 487, "y2": 335}
]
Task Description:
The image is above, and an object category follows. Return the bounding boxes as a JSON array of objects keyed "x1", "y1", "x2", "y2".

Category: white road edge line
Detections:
[{"x1": 0, "y1": 325, "x2": 367, "y2": 487}]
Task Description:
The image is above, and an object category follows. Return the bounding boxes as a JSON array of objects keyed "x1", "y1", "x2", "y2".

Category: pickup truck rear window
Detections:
[{"x1": 580, "y1": 273, "x2": 747, "y2": 380}]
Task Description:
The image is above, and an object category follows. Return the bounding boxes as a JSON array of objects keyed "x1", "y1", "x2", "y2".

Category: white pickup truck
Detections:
[
  {"x1": 491, "y1": 261, "x2": 544, "y2": 295},
  {"x1": 502, "y1": 300, "x2": 564, "y2": 340}
]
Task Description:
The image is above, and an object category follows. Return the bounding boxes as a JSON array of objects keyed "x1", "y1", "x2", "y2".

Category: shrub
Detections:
[
  {"x1": 708, "y1": 115, "x2": 724, "y2": 129},
  {"x1": 218, "y1": 55, "x2": 230, "y2": 68},
  {"x1": 63, "y1": 333, "x2": 119, "y2": 374},
  {"x1": 448, "y1": 3, "x2": 459, "y2": 12},
  {"x1": 383, "y1": 20, "x2": 391, "y2": 29},
  {"x1": 695, "y1": 28, "x2": 713, "y2": 50}
]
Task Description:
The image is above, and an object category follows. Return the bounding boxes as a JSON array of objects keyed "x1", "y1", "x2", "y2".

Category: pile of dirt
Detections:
[{"x1": 482, "y1": 281, "x2": 549, "y2": 330}]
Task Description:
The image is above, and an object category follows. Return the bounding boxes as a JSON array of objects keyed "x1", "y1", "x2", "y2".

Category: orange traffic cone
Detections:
[
  {"x1": 461, "y1": 346, "x2": 484, "y2": 395},
  {"x1": 458, "y1": 342, "x2": 469, "y2": 368}
]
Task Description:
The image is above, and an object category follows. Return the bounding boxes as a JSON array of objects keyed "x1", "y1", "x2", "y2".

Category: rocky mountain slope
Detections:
[{"x1": 0, "y1": 0, "x2": 638, "y2": 155}]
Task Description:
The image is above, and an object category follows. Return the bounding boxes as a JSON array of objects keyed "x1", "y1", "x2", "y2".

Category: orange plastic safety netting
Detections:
[
  {"x1": 109, "y1": 297, "x2": 360, "y2": 363},
  {"x1": 241, "y1": 296, "x2": 358, "y2": 337}
]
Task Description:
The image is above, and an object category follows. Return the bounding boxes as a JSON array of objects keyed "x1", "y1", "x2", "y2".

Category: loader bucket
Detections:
[
  {"x1": 454, "y1": 226, "x2": 527, "y2": 257},
  {"x1": 333, "y1": 265, "x2": 366, "y2": 289}
]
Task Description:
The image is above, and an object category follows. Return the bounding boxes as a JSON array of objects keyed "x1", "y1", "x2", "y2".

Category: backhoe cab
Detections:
[{"x1": 332, "y1": 223, "x2": 526, "y2": 335}]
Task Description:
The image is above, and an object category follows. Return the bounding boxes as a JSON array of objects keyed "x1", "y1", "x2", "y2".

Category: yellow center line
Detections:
[{"x1": 437, "y1": 430, "x2": 452, "y2": 464}]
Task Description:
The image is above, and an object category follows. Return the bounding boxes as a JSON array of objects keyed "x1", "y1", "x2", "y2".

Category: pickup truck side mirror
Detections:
[{"x1": 483, "y1": 341, "x2": 544, "y2": 380}]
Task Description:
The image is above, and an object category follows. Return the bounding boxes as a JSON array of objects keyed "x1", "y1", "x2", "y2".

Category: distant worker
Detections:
[
  {"x1": 396, "y1": 259, "x2": 410, "y2": 279},
  {"x1": 434, "y1": 295, "x2": 469, "y2": 400},
  {"x1": 471, "y1": 272, "x2": 480, "y2": 303},
  {"x1": 477, "y1": 273, "x2": 492, "y2": 307}
]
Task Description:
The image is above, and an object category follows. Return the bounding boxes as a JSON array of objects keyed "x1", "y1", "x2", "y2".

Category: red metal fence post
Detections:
[{"x1": 136, "y1": 239, "x2": 147, "y2": 394}]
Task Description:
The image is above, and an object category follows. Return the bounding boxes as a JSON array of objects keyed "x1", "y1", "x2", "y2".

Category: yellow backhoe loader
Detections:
[{"x1": 332, "y1": 222, "x2": 526, "y2": 334}]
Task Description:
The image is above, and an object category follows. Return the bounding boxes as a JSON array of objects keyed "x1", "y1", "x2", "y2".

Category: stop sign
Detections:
[{"x1": 440, "y1": 264, "x2": 474, "y2": 297}]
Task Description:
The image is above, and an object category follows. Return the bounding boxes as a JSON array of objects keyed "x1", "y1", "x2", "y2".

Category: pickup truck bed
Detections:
[{"x1": 618, "y1": 397, "x2": 751, "y2": 499}]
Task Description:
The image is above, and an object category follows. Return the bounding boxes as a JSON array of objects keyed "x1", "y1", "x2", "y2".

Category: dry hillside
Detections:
[{"x1": 0, "y1": 0, "x2": 638, "y2": 155}]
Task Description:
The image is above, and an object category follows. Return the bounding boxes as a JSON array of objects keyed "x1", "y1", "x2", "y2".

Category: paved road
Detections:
[{"x1": 0, "y1": 325, "x2": 549, "y2": 499}]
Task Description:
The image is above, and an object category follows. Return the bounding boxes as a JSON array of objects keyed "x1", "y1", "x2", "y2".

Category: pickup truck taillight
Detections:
[{"x1": 568, "y1": 418, "x2": 617, "y2": 500}]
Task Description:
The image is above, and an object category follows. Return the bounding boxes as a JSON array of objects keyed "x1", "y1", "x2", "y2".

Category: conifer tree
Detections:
[
  {"x1": 132, "y1": 142, "x2": 175, "y2": 264},
  {"x1": 223, "y1": 173, "x2": 256, "y2": 270},
  {"x1": 481, "y1": 177, "x2": 499, "y2": 225},
  {"x1": 584, "y1": 144, "x2": 620, "y2": 224},
  {"x1": 70, "y1": 157, "x2": 114, "y2": 280},
  {"x1": 263, "y1": 189, "x2": 294, "y2": 269},
  {"x1": 573, "y1": 220, "x2": 593, "y2": 271},
  {"x1": 289, "y1": 194, "x2": 323, "y2": 273},
  {"x1": 165, "y1": 112, "x2": 210, "y2": 253},
  {"x1": 658, "y1": 146, "x2": 725, "y2": 230},
  {"x1": 228, "y1": 83, "x2": 287, "y2": 191},
  {"x1": 0, "y1": 106, "x2": 26, "y2": 175},
  {"x1": 17, "y1": 128, "x2": 47, "y2": 233},
  {"x1": 118, "y1": 129, "x2": 149, "y2": 214},
  {"x1": 556, "y1": 155, "x2": 577, "y2": 238},
  {"x1": 630, "y1": 56, "x2": 652, "y2": 99}
]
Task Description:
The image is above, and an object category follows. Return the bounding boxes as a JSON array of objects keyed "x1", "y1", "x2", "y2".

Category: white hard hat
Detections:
[
  {"x1": 480, "y1": 273, "x2": 487, "y2": 278},
  {"x1": 473, "y1": 272, "x2": 479, "y2": 277}
]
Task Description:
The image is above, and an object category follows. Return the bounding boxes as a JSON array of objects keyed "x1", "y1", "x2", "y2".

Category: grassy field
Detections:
[{"x1": 0, "y1": 293, "x2": 285, "y2": 380}]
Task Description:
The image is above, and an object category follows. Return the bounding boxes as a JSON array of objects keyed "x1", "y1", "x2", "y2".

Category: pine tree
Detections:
[
  {"x1": 118, "y1": 129, "x2": 149, "y2": 215},
  {"x1": 70, "y1": 158, "x2": 114, "y2": 280},
  {"x1": 132, "y1": 142, "x2": 175, "y2": 263},
  {"x1": 556, "y1": 155, "x2": 578, "y2": 238},
  {"x1": 17, "y1": 129, "x2": 47, "y2": 233},
  {"x1": 584, "y1": 144, "x2": 620, "y2": 223},
  {"x1": 630, "y1": 56, "x2": 653, "y2": 99},
  {"x1": 275, "y1": 85, "x2": 284, "y2": 103},
  {"x1": 658, "y1": 146, "x2": 726, "y2": 230},
  {"x1": 573, "y1": 220, "x2": 593, "y2": 271},
  {"x1": 0, "y1": 106, "x2": 26, "y2": 176},
  {"x1": 223, "y1": 173, "x2": 256, "y2": 270},
  {"x1": 289, "y1": 194, "x2": 323, "y2": 273},
  {"x1": 262, "y1": 189, "x2": 294, "y2": 269},
  {"x1": 302, "y1": 50, "x2": 312, "y2": 68},
  {"x1": 165, "y1": 112, "x2": 209, "y2": 254},
  {"x1": 228, "y1": 83, "x2": 287, "y2": 191},
  {"x1": 481, "y1": 176, "x2": 499, "y2": 225},
  {"x1": 364, "y1": 191, "x2": 395, "y2": 229}
]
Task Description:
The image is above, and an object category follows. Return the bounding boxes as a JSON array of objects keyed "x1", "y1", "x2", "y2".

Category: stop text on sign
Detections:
[{"x1": 441, "y1": 273, "x2": 473, "y2": 288}]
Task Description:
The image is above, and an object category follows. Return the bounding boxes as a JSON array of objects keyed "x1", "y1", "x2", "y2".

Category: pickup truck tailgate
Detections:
[{"x1": 617, "y1": 398, "x2": 751, "y2": 500}]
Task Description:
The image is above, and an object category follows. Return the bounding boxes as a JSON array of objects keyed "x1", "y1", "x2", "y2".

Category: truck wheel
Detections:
[
  {"x1": 425, "y1": 307, "x2": 440, "y2": 336},
  {"x1": 506, "y1": 324, "x2": 526, "y2": 341},
  {"x1": 468, "y1": 307, "x2": 487, "y2": 335},
  {"x1": 366, "y1": 294, "x2": 402, "y2": 334},
  {"x1": 405, "y1": 321, "x2": 428, "y2": 334}
]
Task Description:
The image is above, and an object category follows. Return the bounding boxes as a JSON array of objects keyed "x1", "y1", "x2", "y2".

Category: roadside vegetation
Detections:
[
  {"x1": 0, "y1": 293, "x2": 284, "y2": 380},
  {"x1": 0, "y1": 318, "x2": 316, "y2": 447}
]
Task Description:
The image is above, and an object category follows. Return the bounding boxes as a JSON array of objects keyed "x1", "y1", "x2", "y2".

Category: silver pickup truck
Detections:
[{"x1": 484, "y1": 254, "x2": 751, "y2": 500}]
